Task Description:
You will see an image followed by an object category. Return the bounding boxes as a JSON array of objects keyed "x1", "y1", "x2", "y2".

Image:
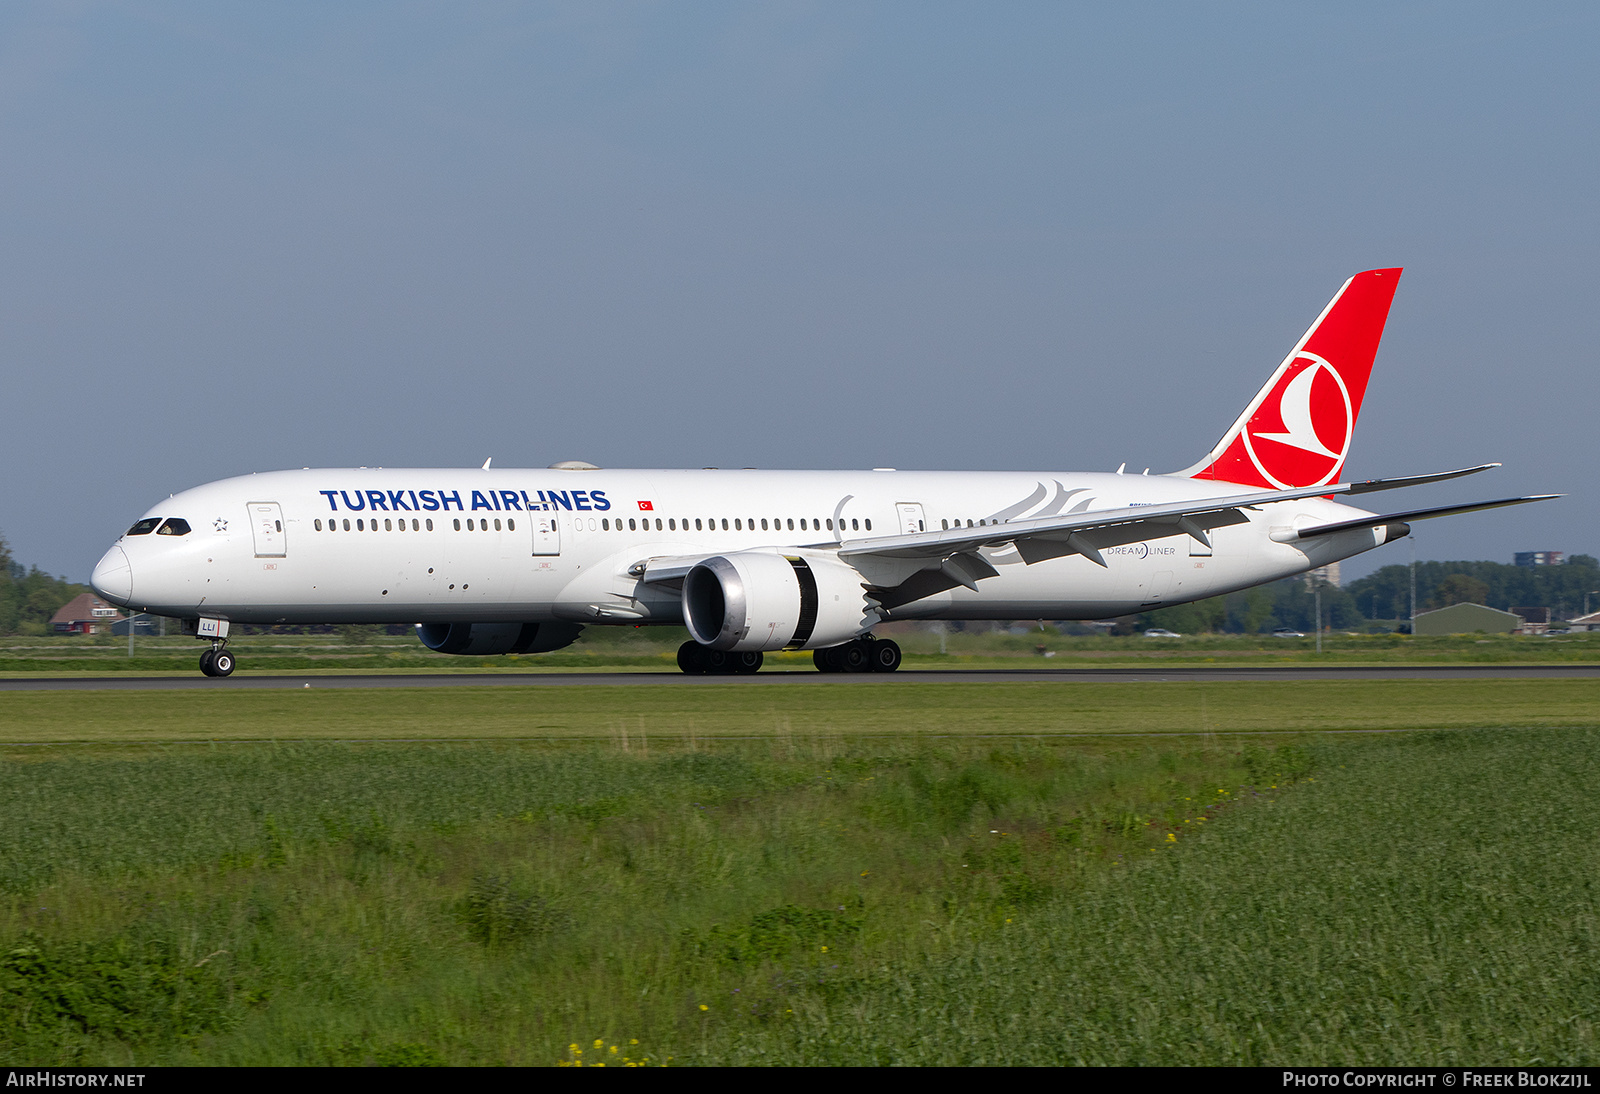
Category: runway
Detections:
[{"x1": 2, "y1": 664, "x2": 1597, "y2": 691}]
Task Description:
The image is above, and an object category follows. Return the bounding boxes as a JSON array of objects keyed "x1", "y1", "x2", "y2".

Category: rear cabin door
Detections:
[
  {"x1": 533, "y1": 513, "x2": 561, "y2": 556},
  {"x1": 249, "y1": 502, "x2": 286, "y2": 557},
  {"x1": 896, "y1": 502, "x2": 926, "y2": 535}
]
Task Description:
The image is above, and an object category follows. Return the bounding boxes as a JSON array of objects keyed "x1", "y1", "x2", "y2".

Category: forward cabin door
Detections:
[
  {"x1": 896, "y1": 502, "x2": 926, "y2": 535},
  {"x1": 248, "y1": 502, "x2": 286, "y2": 557},
  {"x1": 533, "y1": 513, "x2": 561, "y2": 556}
]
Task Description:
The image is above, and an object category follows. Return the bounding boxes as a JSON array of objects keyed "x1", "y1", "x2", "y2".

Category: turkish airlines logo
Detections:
[{"x1": 1240, "y1": 352, "x2": 1353, "y2": 489}]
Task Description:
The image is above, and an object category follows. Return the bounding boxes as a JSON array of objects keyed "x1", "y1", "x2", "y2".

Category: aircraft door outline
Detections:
[
  {"x1": 248, "y1": 502, "x2": 286, "y2": 558},
  {"x1": 533, "y1": 513, "x2": 561, "y2": 556},
  {"x1": 896, "y1": 502, "x2": 926, "y2": 535}
]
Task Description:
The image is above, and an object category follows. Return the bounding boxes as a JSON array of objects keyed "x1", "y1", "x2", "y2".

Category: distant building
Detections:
[
  {"x1": 1511, "y1": 606, "x2": 1551, "y2": 635},
  {"x1": 49, "y1": 593, "x2": 124, "y2": 635},
  {"x1": 1567, "y1": 611, "x2": 1600, "y2": 633},
  {"x1": 1515, "y1": 551, "x2": 1564, "y2": 567},
  {"x1": 1412, "y1": 602, "x2": 1521, "y2": 636},
  {"x1": 1305, "y1": 561, "x2": 1341, "y2": 588}
]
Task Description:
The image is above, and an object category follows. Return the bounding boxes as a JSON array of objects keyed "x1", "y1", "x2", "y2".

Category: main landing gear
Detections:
[
  {"x1": 677, "y1": 642, "x2": 764, "y2": 675},
  {"x1": 675, "y1": 636, "x2": 903, "y2": 675},
  {"x1": 199, "y1": 643, "x2": 236, "y2": 678},
  {"x1": 812, "y1": 636, "x2": 901, "y2": 674}
]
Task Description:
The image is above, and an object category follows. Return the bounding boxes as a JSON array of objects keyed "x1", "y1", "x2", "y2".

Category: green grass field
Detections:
[
  {"x1": 3, "y1": 682, "x2": 1599, "y2": 1065},
  {"x1": 3, "y1": 679, "x2": 1600, "y2": 744}
]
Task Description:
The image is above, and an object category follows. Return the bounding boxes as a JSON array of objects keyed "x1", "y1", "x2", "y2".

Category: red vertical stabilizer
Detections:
[{"x1": 1181, "y1": 268, "x2": 1401, "y2": 489}]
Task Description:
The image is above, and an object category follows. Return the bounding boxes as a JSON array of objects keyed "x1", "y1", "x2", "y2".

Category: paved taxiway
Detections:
[{"x1": 2, "y1": 665, "x2": 1596, "y2": 691}]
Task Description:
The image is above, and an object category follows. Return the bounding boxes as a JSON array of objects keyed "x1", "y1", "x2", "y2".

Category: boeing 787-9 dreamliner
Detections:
[{"x1": 90, "y1": 268, "x2": 1553, "y2": 676}]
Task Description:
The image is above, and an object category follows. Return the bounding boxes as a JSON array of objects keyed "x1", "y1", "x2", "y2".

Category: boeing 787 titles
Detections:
[{"x1": 91, "y1": 268, "x2": 1554, "y2": 676}]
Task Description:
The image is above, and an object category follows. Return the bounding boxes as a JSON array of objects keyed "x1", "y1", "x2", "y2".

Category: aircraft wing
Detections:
[{"x1": 836, "y1": 464, "x2": 1504, "y2": 569}]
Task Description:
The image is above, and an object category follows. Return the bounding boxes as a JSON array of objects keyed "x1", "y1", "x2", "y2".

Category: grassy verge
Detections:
[
  {"x1": 718, "y1": 727, "x2": 1600, "y2": 1065},
  {"x1": 0, "y1": 736, "x2": 1301, "y2": 1064},
  {"x1": 5, "y1": 726, "x2": 1600, "y2": 1064},
  {"x1": 2, "y1": 679, "x2": 1600, "y2": 744}
]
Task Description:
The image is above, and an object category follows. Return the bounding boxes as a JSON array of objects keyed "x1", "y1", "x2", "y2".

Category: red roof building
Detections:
[{"x1": 49, "y1": 593, "x2": 124, "y2": 635}]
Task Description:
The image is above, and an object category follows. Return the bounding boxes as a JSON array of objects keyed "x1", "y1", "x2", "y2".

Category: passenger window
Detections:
[
  {"x1": 942, "y1": 519, "x2": 949, "y2": 530},
  {"x1": 385, "y1": 519, "x2": 392, "y2": 531},
  {"x1": 453, "y1": 519, "x2": 461, "y2": 531},
  {"x1": 721, "y1": 518, "x2": 729, "y2": 530},
  {"x1": 826, "y1": 519, "x2": 833, "y2": 531},
  {"x1": 507, "y1": 519, "x2": 514, "y2": 531},
  {"x1": 602, "y1": 519, "x2": 609, "y2": 530},
  {"x1": 628, "y1": 518, "x2": 636, "y2": 531},
  {"x1": 851, "y1": 518, "x2": 859, "y2": 531},
  {"x1": 695, "y1": 518, "x2": 703, "y2": 531},
  {"x1": 426, "y1": 519, "x2": 434, "y2": 531},
  {"x1": 413, "y1": 519, "x2": 420, "y2": 531},
  {"x1": 760, "y1": 518, "x2": 768, "y2": 531},
  {"x1": 127, "y1": 518, "x2": 161, "y2": 536},
  {"x1": 343, "y1": 519, "x2": 351, "y2": 531},
  {"x1": 482, "y1": 521, "x2": 489, "y2": 532},
  {"x1": 357, "y1": 519, "x2": 365, "y2": 531},
  {"x1": 315, "y1": 519, "x2": 323, "y2": 531},
  {"x1": 466, "y1": 519, "x2": 474, "y2": 531},
  {"x1": 494, "y1": 519, "x2": 502, "y2": 531},
  {"x1": 653, "y1": 518, "x2": 660, "y2": 531},
  {"x1": 157, "y1": 518, "x2": 192, "y2": 536},
  {"x1": 669, "y1": 518, "x2": 676, "y2": 530},
  {"x1": 787, "y1": 518, "x2": 794, "y2": 530},
  {"x1": 734, "y1": 518, "x2": 742, "y2": 530}
]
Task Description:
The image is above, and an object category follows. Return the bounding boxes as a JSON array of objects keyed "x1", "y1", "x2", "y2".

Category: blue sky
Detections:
[{"x1": 1, "y1": 2, "x2": 1595, "y2": 582}]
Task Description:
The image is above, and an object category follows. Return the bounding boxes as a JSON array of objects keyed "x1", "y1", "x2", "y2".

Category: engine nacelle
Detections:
[
  {"x1": 416, "y1": 621, "x2": 583, "y2": 656},
  {"x1": 682, "y1": 552, "x2": 875, "y2": 652}
]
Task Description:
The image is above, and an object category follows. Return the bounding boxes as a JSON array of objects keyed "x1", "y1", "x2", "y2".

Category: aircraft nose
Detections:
[{"x1": 91, "y1": 546, "x2": 133, "y2": 606}]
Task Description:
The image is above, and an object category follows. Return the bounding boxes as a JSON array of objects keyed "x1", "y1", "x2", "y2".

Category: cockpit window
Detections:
[
  {"x1": 126, "y1": 518, "x2": 161, "y2": 536},
  {"x1": 156, "y1": 518, "x2": 192, "y2": 536}
]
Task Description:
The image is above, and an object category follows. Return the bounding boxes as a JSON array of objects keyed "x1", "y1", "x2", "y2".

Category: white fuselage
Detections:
[{"x1": 90, "y1": 466, "x2": 1391, "y2": 628}]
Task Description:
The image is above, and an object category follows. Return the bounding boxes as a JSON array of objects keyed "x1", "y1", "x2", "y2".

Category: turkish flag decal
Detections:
[{"x1": 638, "y1": 500, "x2": 654, "y2": 511}]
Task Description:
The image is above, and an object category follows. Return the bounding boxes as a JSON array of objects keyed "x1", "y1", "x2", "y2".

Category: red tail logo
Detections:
[{"x1": 1185, "y1": 268, "x2": 1401, "y2": 489}]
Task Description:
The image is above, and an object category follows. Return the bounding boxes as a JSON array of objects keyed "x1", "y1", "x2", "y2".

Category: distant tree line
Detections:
[
  {"x1": 0, "y1": 534, "x2": 89, "y2": 636},
  {"x1": 1139, "y1": 555, "x2": 1600, "y2": 634},
  {"x1": 1346, "y1": 555, "x2": 1600, "y2": 621}
]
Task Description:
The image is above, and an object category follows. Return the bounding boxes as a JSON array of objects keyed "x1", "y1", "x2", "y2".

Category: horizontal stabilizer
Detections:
[{"x1": 1278, "y1": 495, "x2": 1561, "y2": 542}]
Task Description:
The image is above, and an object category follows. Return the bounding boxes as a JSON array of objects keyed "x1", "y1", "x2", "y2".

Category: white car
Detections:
[{"x1": 1144, "y1": 628, "x2": 1182, "y2": 638}]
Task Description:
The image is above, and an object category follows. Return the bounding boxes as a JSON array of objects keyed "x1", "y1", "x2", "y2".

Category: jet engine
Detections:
[
  {"x1": 416, "y1": 621, "x2": 583, "y2": 656},
  {"x1": 682, "y1": 552, "x2": 874, "y2": 652}
]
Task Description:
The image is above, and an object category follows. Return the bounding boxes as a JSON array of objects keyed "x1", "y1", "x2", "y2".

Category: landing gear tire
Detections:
[
  {"x1": 732, "y1": 651, "x2": 763, "y2": 675},
  {"x1": 677, "y1": 641, "x2": 708, "y2": 675},
  {"x1": 199, "y1": 647, "x2": 235, "y2": 677},
  {"x1": 839, "y1": 642, "x2": 871, "y2": 673},
  {"x1": 867, "y1": 639, "x2": 902, "y2": 673},
  {"x1": 813, "y1": 647, "x2": 844, "y2": 673}
]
